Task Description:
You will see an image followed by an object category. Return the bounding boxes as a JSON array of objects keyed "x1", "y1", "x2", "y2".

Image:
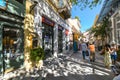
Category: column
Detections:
[
  {"x1": 53, "y1": 24, "x2": 58, "y2": 57},
  {"x1": 111, "y1": 17, "x2": 115, "y2": 42}
]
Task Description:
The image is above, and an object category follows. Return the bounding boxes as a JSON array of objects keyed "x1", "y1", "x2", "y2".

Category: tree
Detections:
[
  {"x1": 75, "y1": 16, "x2": 80, "y2": 21},
  {"x1": 70, "y1": 0, "x2": 102, "y2": 10},
  {"x1": 89, "y1": 18, "x2": 109, "y2": 45}
]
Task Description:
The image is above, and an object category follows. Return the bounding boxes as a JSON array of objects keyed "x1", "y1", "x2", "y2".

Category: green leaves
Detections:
[
  {"x1": 30, "y1": 47, "x2": 44, "y2": 62},
  {"x1": 75, "y1": 16, "x2": 80, "y2": 21},
  {"x1": 70, "y1": 0, "x2": 102, "y2": 10},
  {"x1": 90, "y1": 18, "x2": 109, "y2": 40}
]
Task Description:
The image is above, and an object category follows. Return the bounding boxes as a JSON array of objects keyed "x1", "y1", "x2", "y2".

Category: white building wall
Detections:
[
  {"x1": 53, "y1": 24, "x2": 58, "y2": 57},
  {"x1": 34, "y1": 0, "x2": 70, "y2": 56},
  {"x1": 66, "y1": 18, "x2": 81, "y2": 33}
]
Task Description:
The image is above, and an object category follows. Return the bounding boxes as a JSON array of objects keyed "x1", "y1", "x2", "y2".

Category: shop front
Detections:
[
  {"x1": 35, "y1": 0, "x2": 70, "y2": 56},
  {"x1": 42, "y1": 17, "x2": 54, "y2": 58},
  {"x1": 0, "y1": 21, "x2": 24, "y2": 74},
  {"x1": 0, "y1": 0, "x2": 24, "y2": 73},
  {"x1": 2, "y1": 25, "x2": 24, "y2": 73},
  {"x1": 65, "y1": 29, "x2": 69, "y2": 50},
  {"x1": 58, "y1": 26, "x2": 63, "y2": 53}
]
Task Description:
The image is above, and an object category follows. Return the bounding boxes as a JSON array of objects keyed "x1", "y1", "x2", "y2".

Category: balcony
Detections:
[{"x1": 49, "y1": 0, "x2": 71, "y2": 19}]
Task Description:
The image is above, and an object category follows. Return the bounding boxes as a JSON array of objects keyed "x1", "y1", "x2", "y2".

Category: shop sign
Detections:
[
  {"x1": 0, "y1": 0, "x2": 8, "y2": 10},
  {"x1": 42, "y1": 17, "x2": 54, "y2": 26}
]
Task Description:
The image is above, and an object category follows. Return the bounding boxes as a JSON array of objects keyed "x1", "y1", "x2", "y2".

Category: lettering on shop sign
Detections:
[{"x1": 42, "y1": 17, "x2": 54, "y2": 26}]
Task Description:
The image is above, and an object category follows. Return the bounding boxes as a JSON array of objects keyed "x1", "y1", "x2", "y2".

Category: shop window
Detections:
[
  {"x1": 16, "y1": 0, "x2": 23, "y2": 4},
  {"x1": 3, "y1": 27, "x2": 23, "y2": 59},
  {"x1": 32, "y1": 36, "x2": 38, "y2": 48}
]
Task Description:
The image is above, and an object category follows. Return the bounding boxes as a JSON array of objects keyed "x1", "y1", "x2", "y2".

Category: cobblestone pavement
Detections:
[{"x1": 0, "y1": 51, "x2": 114, "y2": 80}]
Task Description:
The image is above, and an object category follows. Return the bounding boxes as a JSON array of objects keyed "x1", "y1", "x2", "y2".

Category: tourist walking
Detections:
[
  {"x1": 104, "y1": 44, "x2": 112, "y2": 68},
  {"x1": 88, "y1": 42, "x2": 95, "y2": 62},
  {"x1": 81, "y1": 41, "x2": 88, "y2": 60},
  {"x1": 110, "y1": 41, "x2": 117, "y2": 65}
]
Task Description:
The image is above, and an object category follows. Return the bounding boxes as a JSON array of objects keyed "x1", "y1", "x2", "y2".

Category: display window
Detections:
[
  {"x1": 42, "y1": 23, "x2": 54, "y2": 57},
  {"x1": 58, "y1": 29, "x2": 63, "y2": 53},
  {"x1": 3, "y1": 27, "x2": 24, "y2": 59}
]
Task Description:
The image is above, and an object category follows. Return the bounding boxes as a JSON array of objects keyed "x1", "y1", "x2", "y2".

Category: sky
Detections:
[{"x1": 71, "y1": 1, "x2": 104, "y2": 32}]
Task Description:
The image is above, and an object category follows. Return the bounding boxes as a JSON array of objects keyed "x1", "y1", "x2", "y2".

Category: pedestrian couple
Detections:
[
  {"x1": 81, "y1": 41, "x2": 95, "y2": 62},
  {"x1": 101, "y1": 41, "x2": 117, "y2": 68}
]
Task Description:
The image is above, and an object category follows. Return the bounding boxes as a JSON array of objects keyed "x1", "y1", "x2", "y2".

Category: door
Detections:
[{"x1": 42, "y1": 23, "x2": 53, "y2": 58}]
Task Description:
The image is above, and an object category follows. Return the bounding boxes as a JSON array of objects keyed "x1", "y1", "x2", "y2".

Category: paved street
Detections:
[
  {"x1": 44, "y1": 51, "x2": 114, "y2": 80},
  {"x1": 1, "y1": 51, "x2": 114, "y2": 80}
]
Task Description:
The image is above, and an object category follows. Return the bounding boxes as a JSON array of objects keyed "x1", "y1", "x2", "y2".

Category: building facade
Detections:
[
  {"x1": 97, "y1": 0, "x2": 120, "y2": 45},
  {"x1": 32, "y1": 0, "x2": 72, "y2": 57},
  {"x1": 0, "y1": 0, "x2": 72, "y2": 73},
  {"x1": 66, "y1": 18, "x2": 81, "y2": 52},
  {"x1": 0, "y1": 0, "x2": 25, "y2": 74}
]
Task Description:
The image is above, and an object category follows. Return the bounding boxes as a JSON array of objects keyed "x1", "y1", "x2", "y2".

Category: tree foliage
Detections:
[
  {"x1": 30, "y1": 47, "x2": 45, "y2": 63},
  {"x1": 70, "y1": 0, "x2": 102, "y2": 10},
  {"x1": 75, "y1": 16, "x2": 80, "y2": 21},
  {"x1": 90, "y1": 18, "x2": 109, "y2": 40}
]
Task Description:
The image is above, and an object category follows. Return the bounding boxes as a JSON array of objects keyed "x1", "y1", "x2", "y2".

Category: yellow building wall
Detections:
[{"x1": 74, "y1": 33, "x2": 79, "y2": 41}]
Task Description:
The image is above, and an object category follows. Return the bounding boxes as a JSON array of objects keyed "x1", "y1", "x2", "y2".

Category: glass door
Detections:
[
  {"x1": 42, "y1": 23, "x2": 53, "y2": 58},
  {"x1": 58, "y1": 30, "x2": 63, "y2": 53}
]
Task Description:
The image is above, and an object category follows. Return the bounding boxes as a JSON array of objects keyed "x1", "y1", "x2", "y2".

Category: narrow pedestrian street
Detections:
[
  {"x1": 43, "y1": 51, "x2": 114, "y2": 80},
  {"x1": 1, "y1": 0, "x2": 120, "y2": 80},
  {"x1": 1, "y1": 51, "x2": 114, "y2": 80}
]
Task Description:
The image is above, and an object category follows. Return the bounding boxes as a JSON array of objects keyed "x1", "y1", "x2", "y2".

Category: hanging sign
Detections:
[{"x1": 42, "y1": 17, "x2": 54, "y2": 27}]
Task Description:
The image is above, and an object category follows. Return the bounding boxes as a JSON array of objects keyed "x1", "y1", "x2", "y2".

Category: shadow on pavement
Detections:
[{"x1": 3, "y1": 54, "x2": 114, "y2": 80}]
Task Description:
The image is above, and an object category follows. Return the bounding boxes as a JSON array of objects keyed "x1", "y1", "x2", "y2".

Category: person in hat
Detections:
[{"x1": 110, "y1": 41, "x2": 117, "y2": 65}]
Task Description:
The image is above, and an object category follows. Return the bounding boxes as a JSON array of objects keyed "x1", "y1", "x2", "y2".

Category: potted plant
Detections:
[{"x1": 30, "y1": 47, "x2": 44, "y2": 68}]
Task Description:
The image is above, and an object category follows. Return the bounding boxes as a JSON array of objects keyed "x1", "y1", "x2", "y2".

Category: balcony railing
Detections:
[{"x1": 49, "y1": 0, "x2": 71, "y2": 19}]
